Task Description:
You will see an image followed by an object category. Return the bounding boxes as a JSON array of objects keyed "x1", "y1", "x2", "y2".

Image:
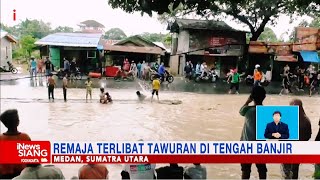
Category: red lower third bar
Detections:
[{"x1": 51, "y1": 155, "x2": 320, "y2": 164}]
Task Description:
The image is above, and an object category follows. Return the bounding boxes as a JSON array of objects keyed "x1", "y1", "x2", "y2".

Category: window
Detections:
[{"x1": 87, "y1": 51, "x2": 96, "y2": 58}]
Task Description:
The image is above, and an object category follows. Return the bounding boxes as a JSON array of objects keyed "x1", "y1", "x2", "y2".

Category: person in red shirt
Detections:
[
  {"x1": 0, "y1": 109, "x2": 31, "y2": 179},
  {"x1": 123, "y1": 58, "x2": 130, "y2": 72},
  {"x1": 78, "y1": 164, "x2": 109, "y2": 179}
]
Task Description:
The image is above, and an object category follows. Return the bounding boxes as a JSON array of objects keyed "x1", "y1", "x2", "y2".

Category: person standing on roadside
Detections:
[
  {"x1": 184, "y1": 62, "x2": 192, "y2": 81},
  {"x1": 45, "y1": 57, "x2": 52, "y2": 77},
  {"x1": 281, "y1": 99, "x2": 312, "y2": 179},
  {"x1": 137, "y1": 62, "x2": 142, "y2": 79},
  {"x1": 30, "y1": 57, "x2": 37, "y2": 78},
  {"x1": 47, "y1": 74, "x2": 56, "y2": 101},
  {"x1": 130, "y1": 61, "x2": 137, "y2": 78},
  {"x1": 63, "y1": 57, "x2": 70, "y2": 76},
  {"x1": 239, "y1": 86, "x2": 267, "y2": 179},
  {"x1": 63, "y1": 74, "x2": 68, "y2": 102},
  {"x1": 37, "y1": 58, "x2": 44, "y2": 77}
]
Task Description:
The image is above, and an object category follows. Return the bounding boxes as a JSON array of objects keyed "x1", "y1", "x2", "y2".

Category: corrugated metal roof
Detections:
[
  {"x1": 104, "y1": 44, "x2": 164, "y2": 55},
  {"x1": 1, "y1": 30, "x2": 8, "y2": 39},
  {"x1": 172, "y1": 19, "x2": 248, "y2": 32},
  {"x1": 153, "y1": 42, "x2": 171, "y2": 53},
  {"x1": 1, "y1": 30, "x2": 18, "y2": 42},
  {"x1": 35, "y1": 33, "x2": 102, "y2": 47}
]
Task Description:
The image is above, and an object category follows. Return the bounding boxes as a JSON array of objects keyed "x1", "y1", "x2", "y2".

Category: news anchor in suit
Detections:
[{"x1": 264, "y1": 111, "x2": 289, "y2": 139}]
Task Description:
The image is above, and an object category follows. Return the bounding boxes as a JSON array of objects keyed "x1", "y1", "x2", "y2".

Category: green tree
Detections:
[
  {"x1": 104, "y1": 28, "x2": 127, "y2": 40},
  {"x1": 258, "y1": 27, "x2": 278, "y2": 42},
  {"x1": 20, "y1": 35, "x2": 36, "y2": 58},
  {"x1": 53, "y1": 26, "x2": 74, "y2": 33},
  {"x1": 163, "y1": 33, "x2": 172, "y2": 45},
  {"x1": 309, "y1": 17, "x2": 320, "y2": 27},
  {"x1": 17, "y1": 19, "x2": 52, "y2": 39},
  {"x1": 0, "y1": 23, "x2": 17, "y2": 35},
  {"x1": 108, "y1": 0, "x2": 319, "y2": 41}
]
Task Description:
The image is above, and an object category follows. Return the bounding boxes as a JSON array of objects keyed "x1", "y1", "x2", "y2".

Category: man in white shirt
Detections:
[{"x1": 200, "y1": 62, "x2": 207, "y2": 77}]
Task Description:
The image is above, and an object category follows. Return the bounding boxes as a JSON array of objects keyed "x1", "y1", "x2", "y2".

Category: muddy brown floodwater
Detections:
[{"x1": 1, "y1": 84, "x2": 320, "y2": 179}]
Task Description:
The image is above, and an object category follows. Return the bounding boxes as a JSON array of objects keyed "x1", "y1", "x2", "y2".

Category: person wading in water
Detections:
[{"x1": 47, "y1": 73, "x2": 56, "y2": 101}]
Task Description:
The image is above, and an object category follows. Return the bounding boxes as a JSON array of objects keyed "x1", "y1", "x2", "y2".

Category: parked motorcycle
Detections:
[
  {"x1": 0, "y1": 61, "x2": 18, "y2": 74},
  {"x1": 57, "y1": 67, "x2": 82, "y2": 80},
  {"x1": 211, "y1": 70, "x2": 219, "y2": 83},
  {"x1": 195, "y1": 70, "x2": 217, "y2": 83},
  {"x1": 150, "y1": 70, "x2": 174, "y2": 83},
  {"x1": 114, "y1": 68, "x2": 134, "y2": 81}
]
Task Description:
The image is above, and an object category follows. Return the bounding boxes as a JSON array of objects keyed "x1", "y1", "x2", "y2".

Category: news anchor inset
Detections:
[{"x1": 264, "y1": 111, "x2": 289, "y2": 139}]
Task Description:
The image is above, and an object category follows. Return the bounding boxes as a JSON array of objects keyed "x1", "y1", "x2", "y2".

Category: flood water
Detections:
[{"x1": 1, "y1": 77, "x2": 320, "y2": 179}]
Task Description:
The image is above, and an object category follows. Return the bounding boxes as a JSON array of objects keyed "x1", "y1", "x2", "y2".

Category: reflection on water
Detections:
[{"x1": 1, "y1": 84, "x2": 320, "y2": 179}]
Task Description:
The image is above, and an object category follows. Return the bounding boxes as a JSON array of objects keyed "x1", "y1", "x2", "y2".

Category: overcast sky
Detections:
[{"x1": 0, "y1": 0, "x2": 313, "y2": 40}]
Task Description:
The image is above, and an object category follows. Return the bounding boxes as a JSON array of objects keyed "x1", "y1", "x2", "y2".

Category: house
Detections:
[
  {"x1": 248, "y1": 27, "x2": 319, "y2": 81},
  {"x1": 292, "y1": 27, "x2": 320, "y2": 67},
  {"x1": 78, "y1": 20, "x2": 105, "y2": 34},
  {"x1": 103, "y1": 35, "x2": 167, "y2": 66},
  {"x1": 167, "y1": 19, "x2": 247, "y2": 76},
  {"x1": 0, "y1": 30, "x2": 18, "y2": 67},
  {"x1": 35, "y1": 32, "x2": 104, "y2": 73}
]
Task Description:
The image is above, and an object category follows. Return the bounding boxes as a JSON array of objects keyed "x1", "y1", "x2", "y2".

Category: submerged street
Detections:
[{"x1": 1, "y1": 75, "x2": 320, "y2": 179}]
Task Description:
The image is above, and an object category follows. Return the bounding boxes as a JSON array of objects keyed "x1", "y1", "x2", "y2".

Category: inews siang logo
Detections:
[{"x1": 17, "y1": 142, "x2": 49, "y2": 163}]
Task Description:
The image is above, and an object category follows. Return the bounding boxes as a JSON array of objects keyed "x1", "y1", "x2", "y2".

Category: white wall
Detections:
[
  {"x1": 0, "y1": 37, "x2": 13, "y2": 68},
  {"x1": 177, "y1": 30, "x2": 190, "y2": 53},
  {"x1": 169, "y1": 30, "x2": 190, "y2": 75}
]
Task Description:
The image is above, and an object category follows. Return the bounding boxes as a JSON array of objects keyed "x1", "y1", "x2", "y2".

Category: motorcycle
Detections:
[
  {"x1": 57, "y1": 67, "x2": 82, "y2": 80},
  {"x1": 211, "y1": 70, "x2": 219, "y2": 83},
  {"x1": 114, "y1": 68, "x2": 134, "y2": 81},
  {"x1": 195, "y1": 70, "x2": 217, "y2": 83},
  {"x1": 0, "y1": 61, "x2": 18, "y2": 74},
  {"x1": 150, "y1": 70, "x2": 174, "y2": 83}
]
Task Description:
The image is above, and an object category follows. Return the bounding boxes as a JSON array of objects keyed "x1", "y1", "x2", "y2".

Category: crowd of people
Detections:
[
  {"x1": 28, "y1": 57, "x2": 77, "y2": 78},
  {"x1": 185, "y1": 60, "x2": 319, "y2": 97},
  {"x1": 279, "y1": 64, "x2": 320, "y2": 97},
  {"x1": 119, "y1": 58, "x2": 168, "y2": 82}
]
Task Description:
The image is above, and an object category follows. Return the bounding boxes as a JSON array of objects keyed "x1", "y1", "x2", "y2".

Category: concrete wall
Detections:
[
  {"x1": 170, "y1": 30, "x2": 190, "y2": 75},
  {"x1": 169, "y1": 55, "x2": 179, "y2": 75},
  {"x1": 0, "y1": 37, "x2": 13, "y2": 68}
]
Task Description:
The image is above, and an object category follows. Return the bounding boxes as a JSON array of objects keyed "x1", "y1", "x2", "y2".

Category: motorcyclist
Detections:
[
  {"x1": 158, "y1": 62, "x2": 166, "y2": 82},
  {"x1": 7, "y1": 61, "x2": 13, "y2": 67}
]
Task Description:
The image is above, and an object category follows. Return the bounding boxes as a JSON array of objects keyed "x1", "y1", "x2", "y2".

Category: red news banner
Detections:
[{"x1": 1, "y1": 141, "x2": 320, "y2": 164}]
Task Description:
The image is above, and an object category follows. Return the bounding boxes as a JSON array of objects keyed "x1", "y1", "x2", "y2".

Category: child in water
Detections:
[
  {"x1": 151, "y1": 76, "x2": 160, "y2": 102},
  {"x1": 99, "y1": 88, "x2": 112, "y2": 104},
  {"x1": 85, "y1": 77, "x2": 92, "y2": 102},
  {"x1": 136, "y1": 91, "x2": 146, "y2": 101}
]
